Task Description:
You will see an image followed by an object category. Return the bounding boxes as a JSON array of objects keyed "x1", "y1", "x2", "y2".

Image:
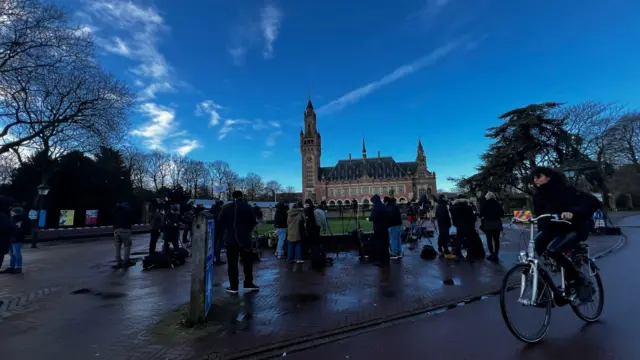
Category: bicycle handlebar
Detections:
[{"x1": 512, "y1": 213, "x2": 572, "y2": 224}]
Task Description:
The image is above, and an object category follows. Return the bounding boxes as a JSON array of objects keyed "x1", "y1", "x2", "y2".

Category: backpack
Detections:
[
  {"x1": 313, "y1": 208, "x2": 325, "y2": 228},
  {"x1": 420, "y1": 244, "x2": 438, "y2": 260},
  {"x1": 576, "y1": 191, "x2": 603, "y2": 215}
]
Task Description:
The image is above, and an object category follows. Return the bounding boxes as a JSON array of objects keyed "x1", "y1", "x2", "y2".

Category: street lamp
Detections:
[
  {"x1": 563, "y1": 169, "x2": 577, "y2": 185},
  {"x1": 32, "y1": 184, "x2": 50, "y2": 248}
]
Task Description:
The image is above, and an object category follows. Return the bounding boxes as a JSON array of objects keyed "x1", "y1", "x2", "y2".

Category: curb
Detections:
[{"x1": 205, "y1": 233, "x2": 628, "y2": 360}]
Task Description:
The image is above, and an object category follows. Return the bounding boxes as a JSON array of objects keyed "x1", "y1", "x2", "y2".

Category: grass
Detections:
[{"x1": 256, "y1": 217, "x2": 373, "y2": 235}]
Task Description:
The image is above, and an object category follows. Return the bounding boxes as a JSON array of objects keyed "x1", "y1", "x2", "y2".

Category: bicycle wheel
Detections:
[
  {"x1": 500, "y1": 263, "x2": 553, "y2": 343},
  {"x1": 571, "y1": 259, "x2": 604, "y2": 322}
]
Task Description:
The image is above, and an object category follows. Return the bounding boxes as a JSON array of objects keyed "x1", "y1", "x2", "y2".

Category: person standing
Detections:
[
  {"x1": 218, "y1": 191, "x2": 259, "y2": 294},
  {"x1": 181, "y1": 206, "x2": 195, "y2": 244},
  {"x1": 211, "y1": 200, "x2": 226, "y2": 265},
  {"x1": 480, "y1": 192, "x2": 505, "y2": 262},
  {"x1": 435, "y1": 195, "x2": 456, "y2": 259},
  {"x1": 161, "y1": 205, "x2": 182, "y2": 253},
  {"x1": 273, "y1": 202, "x2": 288, "y2": 259},
  {"x1": 303, "y1": 199, "x2": 320, "y2": 255},
  {"x1": 286, "y1": 202, "x2": 305, "y2": 264},
  {"x1": 368, "y1": 194, "x2": 390, "y2": 267},
  {"x1": 2, "y1": 207, "x2": 29, "y2": 274},
  {"x1": 0, "y1": 197, "x2": 14, "y2": 272},
  {"x1": 449, "y1": 195, "x2": 478, "y2": 261},
  {"x1": 149, "y1": 208, "x2": 164, "y2": 253},
  {"x1": 113, "y1": 202, "x2": 134, "y2": 268},
  {"x1": 385, "y1": 197, "x2": 403, "y2": 259}
]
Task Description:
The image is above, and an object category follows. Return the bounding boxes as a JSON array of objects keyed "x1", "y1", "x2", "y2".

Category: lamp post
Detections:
[
  {"x1": 563, "y1": 169, "x2": 577, "y2": 186},
  {"x1": 32, "y1": 184, "x2": 50, "y2": 248}
]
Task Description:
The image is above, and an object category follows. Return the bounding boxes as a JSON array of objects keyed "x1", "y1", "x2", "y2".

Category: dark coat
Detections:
[
  {"x1": 368, "y1": 194, "x2": 389, "y2": 234},
  {"x1": 162, "y1": 211, "x2": 181, "y2": 241},
  {"x1": 274, "y1": 203, "x2": 288, "y2": 228},
  {"x1": 435, "y1": 200, "x2": 451, "y2": 229},
  {"x1": 386, "y1": 199, "x2": 403, "y2": 227},
  {"x1": 0, "y1": 197, "x2": 13, "y2": 255},
  {"x1": 113, "y1": 203, "x2": 133, "y2": 229},
  {"x1": 449, "y1": 198, "x2": 476, "y2": 230},
  {"x1": 303, "y1": 205, "x2": 319, "y2": 242},
  {"x1": 217, "y1": 199, "x2": 257, "y2": 248},
  {"x1": 480, "y1": 198, "x2": 504, "y2": 232},
  {"x1": 533, "y1": 180, "x2": 597, "y2": 233}
]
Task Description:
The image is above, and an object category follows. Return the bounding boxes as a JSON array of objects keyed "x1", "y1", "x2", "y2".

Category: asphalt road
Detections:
[{"x1": 288, "y1": 215, "x2": 640, "y2": 360}]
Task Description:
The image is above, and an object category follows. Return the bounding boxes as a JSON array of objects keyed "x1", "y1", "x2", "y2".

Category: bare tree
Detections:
[
  {"x1": 0, "y1": 0, "x2": 134, "y2": 156},
  {"x1": 560, "y1": 101, "x2": 622, "y2": 166},
  {"x1": 264, "y1": 180, "x2": 282, "y2": 200},
  {"x1": 283, "y1": 185, "x2": 296, "y2": 194},
  {"x1": 224, "y1": 170, "x2": 240, "y2": 199},
  {"x1": 0, "y1": 152, "x2": 17, "y2": 183},
  {"x1": 609, "y1": 112, "x2": 640, "y2": 166},
  {"x1": 120, "y1": 145, "x2": 147, "y2": 189},
  {"x1": 168, "y1": 154, "x2": 188, "y2": 187},
  {"x1": 181, "y1": 159, "x2": 206, "y2": 197},
  {"x1": 244, "y1": 172, "x2": 264, "y2": 200},
  {"x1": 145, "y1": 150, "x2": 170, "y2": 191}
]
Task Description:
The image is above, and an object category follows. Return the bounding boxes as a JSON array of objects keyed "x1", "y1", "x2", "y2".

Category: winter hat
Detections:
[{"x1": 232, "y1": 190, "x2": 243, "y2": 199}]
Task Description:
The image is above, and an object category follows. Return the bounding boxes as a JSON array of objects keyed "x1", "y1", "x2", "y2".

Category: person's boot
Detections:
[
  {"x1": 0, "y1": 268, "x2": 14, "y2": 274},
  {"x1": 12, "y1": 268, "x2": 22, "y2": 274}
]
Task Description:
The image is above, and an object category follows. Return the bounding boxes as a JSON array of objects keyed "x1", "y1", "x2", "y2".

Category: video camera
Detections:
[{"x1": 351, "y1": 198, "x2": 359, "y2": 212}]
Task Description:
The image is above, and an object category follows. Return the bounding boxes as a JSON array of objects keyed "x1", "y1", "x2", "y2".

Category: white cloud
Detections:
[
  {"x1": 261, "y1": 150, "x2": 273, "y2": 158},
  {"x1": 175, "y1": 139, "x2": 200, "y2": 156},
  {"x1": 131, "y1": 103, "x2": 176, "y2": 150},
  {"x1": 131, "y1": 103, "x2": 198, "y2": 153},
  {"x1": 269, "y1": 121, "x2": 281, "y2": 128},
  {"x1": 227, "y1": 1, "x2": 283, "y2": 64},
  {"x1": 196, "y1": 100, "x2": 224, "y2": 126},
  {"x1": 265, "y1": 131, "x2": 282, "y2": 147},
  {"x1": 317, "y1": 41, "x2": 462, "y2": 114},
  {"x1": 219, "y1": 119, "x2": 250, "y2": 140},
  {"x1": 80, "y1": 0, "x2": 175, "y2": 99},
  {"x1": 260, "y1": 2, "x2": 282, "y2": 59}
]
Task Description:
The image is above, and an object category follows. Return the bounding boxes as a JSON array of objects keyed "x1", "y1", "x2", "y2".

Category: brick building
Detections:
[{"x1": 300, "y1": 98, "x2": 437, "y2": 206}]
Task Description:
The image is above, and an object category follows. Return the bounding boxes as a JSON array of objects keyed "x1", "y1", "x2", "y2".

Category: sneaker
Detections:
[
  {"x1": 443, "y1": 278, "x2": 455, "y2": 285},
  {"x1": 226, "y1": 287, "x2": 239, "y2": 294},
  {"x1": 214, "y1": 260, "x2": 226, "y2": 265},
  {"x1": 12, "y1": 268, "x2": 22, "y2": 274},
  {"x1": 244, "y1": 283, "x2": 260, "y2": 292},
  {"x1": 295, "y1": 260, "x2": 304, "y2": 264},
  {"x1": 0, "y1": 268, "x2": 14, "y2": 274},
  {"x1": 390, "y1": 255, "x2": 401, "y2": 260}
]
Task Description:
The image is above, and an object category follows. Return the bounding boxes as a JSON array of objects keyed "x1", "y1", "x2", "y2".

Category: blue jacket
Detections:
[{"x1": 368, "y1": 194, "x2": 389, "y2": 233}]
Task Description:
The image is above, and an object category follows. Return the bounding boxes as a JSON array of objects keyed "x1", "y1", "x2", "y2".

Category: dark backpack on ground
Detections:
[
  {"x1": 142, "y1": 249, "x2": 188, "y2": 270},
  {"x1": 420, "y1": 243, "x2": 438, "y2": 260}
]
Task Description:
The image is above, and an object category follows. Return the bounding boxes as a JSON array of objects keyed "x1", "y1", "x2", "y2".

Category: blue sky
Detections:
[{"x1": 67, "y1": 0, "x2": 640, "y2": 191}]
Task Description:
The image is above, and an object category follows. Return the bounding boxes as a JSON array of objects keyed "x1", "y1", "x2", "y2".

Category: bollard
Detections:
[{"x1": 188, "y1": 211, "x2": 215, "y2": 324}]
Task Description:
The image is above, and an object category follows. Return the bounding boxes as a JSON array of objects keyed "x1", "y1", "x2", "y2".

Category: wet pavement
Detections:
[
  {"x1": 0, "y1": 214, "x2": 630, "y2": 360},
  {"x1": 288, "y1": 214, "x2": 640, "y2": 360}
]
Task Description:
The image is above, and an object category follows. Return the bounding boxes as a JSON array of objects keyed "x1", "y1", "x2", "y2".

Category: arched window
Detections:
[
  {"x1": 328, "y1": 200, "x2": 336, "y2": 207},
  {"x1": 418, "y1": 188, "x2": 427, "y2": 198}
]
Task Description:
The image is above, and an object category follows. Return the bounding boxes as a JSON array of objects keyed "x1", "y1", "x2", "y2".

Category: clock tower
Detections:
[{"x1": 300, "y1": 97, "x2": 321, "y2": 202}]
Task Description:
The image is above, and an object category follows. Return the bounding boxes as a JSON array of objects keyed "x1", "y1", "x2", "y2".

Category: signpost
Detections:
[
  {"x1": 188, "y1": 211, "x2": 215, "y2": 324},
  {"x1": 205, "y1": 219, "x2": 215, "y2": 317}
]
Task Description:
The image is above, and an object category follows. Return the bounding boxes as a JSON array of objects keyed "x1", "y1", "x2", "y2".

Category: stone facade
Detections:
[{"x1": 300, "y1": 99, "x2": 437, "y2": 206}]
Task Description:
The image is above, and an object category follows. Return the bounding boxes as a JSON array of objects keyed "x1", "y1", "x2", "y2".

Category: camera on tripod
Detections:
[{"x1": 351, "y1": 198, "x2": 359, "y2": 212}]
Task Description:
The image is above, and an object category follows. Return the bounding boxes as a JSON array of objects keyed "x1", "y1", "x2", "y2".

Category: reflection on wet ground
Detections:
[{"x1": 0, "y1": 227, "x2": 625, "y2": 360}]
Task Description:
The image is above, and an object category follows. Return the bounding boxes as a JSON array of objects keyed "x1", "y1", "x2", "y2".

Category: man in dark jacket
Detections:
[
  {"x1": 449, "y1": 195, "x2": 477, "y2": 260},
  {"x1": 218, "y1": 191, "x2": 259, "y2": 294},
  {"x1": 162, "y1": 205, "x2": 182, "y2": 253},
  {"x1": 181, "y1": 206, "x2": 195, "y2": 244},
  {"x1": 0, "y1": 197, "x2": 14, "y2": 272},
  {"x1": 149, "y1": 208, "x2": 164, "y2": 253},
  {"x1": 3, "y1": 207, "x2": 29, "y2": 274},
  {"x1": 368, "y1": 194, "x2": 390, "y2": 267},
  {"x1": 211, "y1": 200, "x2": 226, "y2": 265},
  {"x1": 435, "y1": 195, "x2": 455, "y2": 259},
  {"x1": 113, "y1": 202, "x2": 134, "y2": 268},
  {"x1": 273, "y1": 202, "x2": 288, "y2": 259},
  {"x1": 531, "y1": 167, "x2": 600, "y2": 301},
  {"x1": 384, "y1": 197, "x2": 403, "y2": 259}
]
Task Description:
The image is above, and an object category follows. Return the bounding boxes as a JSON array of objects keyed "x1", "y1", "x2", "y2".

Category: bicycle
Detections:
[{"x1": 499, "y1": 214, "x2": 605, "y2": 343}]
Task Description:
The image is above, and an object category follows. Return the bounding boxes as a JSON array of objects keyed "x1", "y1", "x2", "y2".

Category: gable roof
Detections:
[{"x1": 321, "y1": 157, "x2": 416, "y2": 182}]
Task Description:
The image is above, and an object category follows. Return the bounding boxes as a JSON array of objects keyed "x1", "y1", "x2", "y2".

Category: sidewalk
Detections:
[{"x1": 0, "y1": 225, "x2": 625, "y2": 360}]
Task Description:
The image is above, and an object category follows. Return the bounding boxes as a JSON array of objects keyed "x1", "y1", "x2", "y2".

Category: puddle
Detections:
[
  {"x1": 70, "y1": 288, "x2": 127, "y2": 299},
  {"x1": 280, "y1": 293, "x2": 322, "y2": 304}
]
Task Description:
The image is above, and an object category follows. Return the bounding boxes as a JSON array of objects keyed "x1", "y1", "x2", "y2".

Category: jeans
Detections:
[
  {"x1": 534, "y1": 230, "x2": 582, "y2": 282},
  {"x1": 9, "y1": 243, "x2": 22, "y2": 269},
  {"x1": 227, "y1": 243, "x2": 254, "y2": 289},
  {"x1": 114, "y1": 228, "x2": 132, "y2": 265},
  {"x1": 388, "y1": 225, "x2": 403, "y2": 256},
  {"x1": 288, "y1": 241, "x2": 302, "y2": 261},
  {"x1": 276, "y1": 228, "x2": 287, "y2": 256}
]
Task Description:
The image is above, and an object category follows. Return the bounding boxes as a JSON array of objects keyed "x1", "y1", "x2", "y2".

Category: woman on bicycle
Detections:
[{"x1": 531, "y1": 167, "x2": 600, "y2": 301}]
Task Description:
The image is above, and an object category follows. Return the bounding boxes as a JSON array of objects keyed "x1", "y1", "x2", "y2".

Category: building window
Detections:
[
  {"x1": 341, "y1": 188, "x2": 346, "y2": 196},
  {"x1": 399, "y1": 185, "x2": 405, "y2": 194},
  {"x1": 419, "y1": 188, "x2": 427, "y2": 198},
  {"x1": 382, "y1": 186, "x2": 388, "y2": 194}
]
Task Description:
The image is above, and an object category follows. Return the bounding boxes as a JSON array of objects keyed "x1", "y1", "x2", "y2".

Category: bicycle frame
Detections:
[{"x1": 513, "y1": 214, "x2": 576, "y2": 307}]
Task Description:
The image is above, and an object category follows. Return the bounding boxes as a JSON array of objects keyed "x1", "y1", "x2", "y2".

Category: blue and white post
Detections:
[{"x1": 189, "y1": 211, "x2": 215, "y2": 324}]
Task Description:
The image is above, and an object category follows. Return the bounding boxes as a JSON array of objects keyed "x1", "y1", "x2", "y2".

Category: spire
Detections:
[
  {"x1": 362, "y1": 137, "x2": 367, "y2": 158},
  {"x1": 417, "y1": 138, "x2": 424, "y2": 153},
  {"x1": 306, "y1": 91, "x2": 314, "y2": 110},
  {"x1": 300, "y1": 128, "x2": 304, "y2": 136}
]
